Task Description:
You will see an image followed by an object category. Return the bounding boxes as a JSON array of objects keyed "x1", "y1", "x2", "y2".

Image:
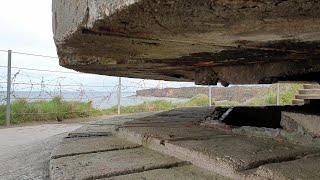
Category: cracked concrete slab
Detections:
[
  {"x1": 125, "y1": 107, "x2": 214, "y2": 124},
  {"x1": 68, "y1": 113, "x2": 156, "y2": 137},
  {"x1": 119, "y1": 128, "x2": 319, "y2": 179},
  {"x1": 51, "y1": 136, "x2": 140, "y2": 159},
  {"x1": 92, "y1": 112, "x2": 158, "y2": 125},
  {"x1": 116, "y1": 107, "x2": 320, "y2": 179},
  {"x1": 253, "y1": 154, "x2": 320, "y2": 180},
  {"x1": 119, "y1": 125, "x2": 229, "y2": 142},
  {"x1": 105, "y1": 165, "x2": 229, "y2": 180},
  {"x1": 48, "y1": 109, "x2": 320, "y2": 179},
  {"x1": 118, "y1": 108, "x2": 226, "y2": 141},
  {"x1": 50, "y1": 147, "x2": 186, "y2": 180},
  {"x1": 68, "y1": 125, "x2": 115, "y2": 138},
  {"x1": 169, "y1": 136, "x2": 318, "y2": 172}
]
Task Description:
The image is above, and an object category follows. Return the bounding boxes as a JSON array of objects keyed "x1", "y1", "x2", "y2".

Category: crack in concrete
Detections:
[
  {"x1": 85, "y1": 161, "x2": 190, "y2": 180},
  {"x1": 167, "y1": 134, "x2": 234, "y2": 142},
  {"x1": 241, "y1": 151, "x2": 319, "y2": 172},
  {"x1": 51, "y1": 145, "x2": 142, "y2": 160},
  {"x1": 67, "y1": 132, "x2": 113, "y2": 138}
]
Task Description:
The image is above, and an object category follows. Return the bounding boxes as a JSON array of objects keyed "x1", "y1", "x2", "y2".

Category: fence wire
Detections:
[{"x1": 0, "y1": 50, "x2": 204, "y2": 126}]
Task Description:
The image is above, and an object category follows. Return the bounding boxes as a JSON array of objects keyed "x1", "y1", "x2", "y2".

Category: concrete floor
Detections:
[{"x1": 2, "y1": 109, "x2": 320, "y2": 180}]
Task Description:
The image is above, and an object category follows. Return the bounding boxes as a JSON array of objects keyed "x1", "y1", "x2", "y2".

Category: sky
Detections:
[{"x1": 0, "y1": 0, "x2": 197, "y2": 94}]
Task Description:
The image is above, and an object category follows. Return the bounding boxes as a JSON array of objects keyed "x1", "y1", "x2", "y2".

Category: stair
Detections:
[
  {"x1": 292, "y1": 99, "x2": 304, "y2": 105},
  {"x1": 303, "y1": 84, "x2": 320, "y2": 89},
  {"x1": 292, "y1": 83, "x2": 320, "y2": 105},
  {"x1": 299, "y1": 89, "x2": 320, "y2": 95},
  {"x1": 295, "y1": 95, "x2": 320, "y2": 100}
]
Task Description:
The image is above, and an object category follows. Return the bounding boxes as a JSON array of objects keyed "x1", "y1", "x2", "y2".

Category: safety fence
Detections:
[{"x1": 0, "y1": 49, "x2": 211, "y2": 126}]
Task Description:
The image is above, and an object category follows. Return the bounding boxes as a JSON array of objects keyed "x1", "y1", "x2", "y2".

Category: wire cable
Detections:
[
  {"x1": 0, "y1": 66, "x2": 81, "y2": 74},
  {"x1": 0, "y1": 49, "x2": 58, "y2": 59}
]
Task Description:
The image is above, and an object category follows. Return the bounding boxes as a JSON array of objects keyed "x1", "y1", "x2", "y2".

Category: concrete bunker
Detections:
[{"x1": 52, "y1": 0, "x2": 320, "y2": 130}]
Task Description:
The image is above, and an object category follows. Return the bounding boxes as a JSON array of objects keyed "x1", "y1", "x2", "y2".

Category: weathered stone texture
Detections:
[
  {"x1": 254, "y1": 155, "x2": 320, "y2": 180},
  {"x1": 106, "y1": 165, "x2": 228, "y2": 180},
  {"x1": 53, "y1": 0, "x2": 320, "y2": 85},
  {"x1": 281, "y1": 111, "x2": 320, "y2": 137},
  {"x1": 51, "y1": 136, "x2": 140, "y2": 159},
  {"x1": 50, "y1": 147, "x2": 185, "y2": 180},
  {"x1": 117, "y1": 107, "x2": 320, "y2": 179}
]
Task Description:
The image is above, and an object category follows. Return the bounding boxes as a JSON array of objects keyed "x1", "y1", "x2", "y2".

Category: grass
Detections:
[
  {"x1": 0, "y1": 83, "x2": 304, "y2": 126},
  {"x1": 245, "y1": 83, "x2": 303, "y2": 106},
  {"x1": 0, "y1": 97, "x2": 93, "y2": 126}
]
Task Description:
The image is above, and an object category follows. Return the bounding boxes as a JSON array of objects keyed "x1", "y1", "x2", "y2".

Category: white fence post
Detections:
[
  {"x1": 209, "y1": 85, "x2": 212, "y2": 107},
  {"x1": 277, "y1": 83, "x2": 280, "y2": 105},
  {"x1": 6, "y1": 50, "x2": 12, "y2": 126},
  {"x1": 117, "y1": 77, "x2": 122, "y2": 115}
]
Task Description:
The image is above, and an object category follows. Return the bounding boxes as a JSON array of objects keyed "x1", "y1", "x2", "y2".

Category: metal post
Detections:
[
  {"x1": 117, "y1": 77, "x2": 121, "y2": 115},
  {"x1": 209, "y1": 85, "x2": 212, "y2": 107},
  {"x1": 6, "y1": 50, "x2": 12, "y2": 127},
  {"x1": 59, "y1": 83, "x2": 62, "y2": 98},
  {"x1": 276, "y1": 83, "x2": 280, "y2": 105}
]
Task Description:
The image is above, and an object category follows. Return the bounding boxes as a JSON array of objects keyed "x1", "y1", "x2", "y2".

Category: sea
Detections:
[{"x1": 0, "y1": 91, "x2": 189, "y2": 109}]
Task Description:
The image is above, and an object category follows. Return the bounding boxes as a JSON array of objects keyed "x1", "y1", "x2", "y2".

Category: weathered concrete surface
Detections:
[
  {"x1": 116, "y1": 107, "x2": 320, "y2": 179},
  {"x1": 50, "y1": 147, "x2": 186, "y2": 180},
  {"x1": 51, "y1": 136, "x2": 140, "y2": 159},
  {"x1": 119, "y1": 127, "x2": 319, "y2": 179},
  {"x1": 281, "y1": 111, "x2": 320, "y2": 137},
  {"x1": 47, "y1": 110, "x2": 320, "y2": 179},
  {"x1": 67, "y1": 124, "x2": 114, "y2": 138},
  {"x1": 169, "y1": 137, "x2": 317, "y2": 173},
  {"x1": 68, "y1": 113, "x2": 156, "y2": 137},
  {"x1": 120, "y1": 108, "x2": 228, "y2": 141},
  {"x1": 50, "y1": 113, "x2": 226, "y2": 180},
  {"x1": 53, "y1": 0, "x2": 320, "y2": 85},
  {"x1": 253, "y1": 154, "x2": 320, "y2": 180},
  {"x1": 92, "y1": 112, "x2": 158, "y2": 125},
  {"x1": 106, "y1": 165, "x2": 228, "y2": 180}
]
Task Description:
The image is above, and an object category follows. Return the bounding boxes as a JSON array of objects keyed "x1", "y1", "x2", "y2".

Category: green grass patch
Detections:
[
  {"x1": 0, "y1": 83, "x2": 304, "y2": 126},
  {"x1": 0, "y1": 97, "x2": 93, "y2": 125},
  {"x1": 245, "y1": 83, "x2": 303, "y2": 106}
]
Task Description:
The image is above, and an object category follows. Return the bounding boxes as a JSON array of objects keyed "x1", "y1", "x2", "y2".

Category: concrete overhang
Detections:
[{"x1": 53, "y1": 0, "x2": 320, "y2": 85}]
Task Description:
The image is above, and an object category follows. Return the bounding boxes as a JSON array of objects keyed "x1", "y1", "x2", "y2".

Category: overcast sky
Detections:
[{"x1": 0, "y1": 0, "x2": 197, "y2": 93}]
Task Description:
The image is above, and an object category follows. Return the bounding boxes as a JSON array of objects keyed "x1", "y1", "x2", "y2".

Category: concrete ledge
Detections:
[
  {"x1": 51, "y1": 136, "x2": 140, "y2": 159},
  {"x1": 68, "y1": 125, "x2": 115, "y2": 138},
  {"x1": 281, "y1": 112, "x2": 320, "y2": 137}
]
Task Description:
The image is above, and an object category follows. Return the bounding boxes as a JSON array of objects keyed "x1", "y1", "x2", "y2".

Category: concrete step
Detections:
[
  {"x1": 292, "y1": 99, "x2": 305, "y2": 105},
  {"x1": 50, "y1": 136, "x2": 141, "y2": 159},
  {"x1": 303, "y1": 84, "x2": 320, "y2": 89},
  {"x1": 299, "y1": 89, "x2": 320, "y2": 95},
  {"x1": 295, "y1": 94, "x2": 320, "y2": 100}
]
